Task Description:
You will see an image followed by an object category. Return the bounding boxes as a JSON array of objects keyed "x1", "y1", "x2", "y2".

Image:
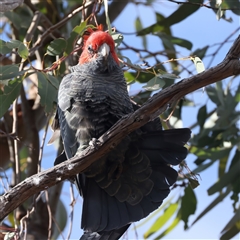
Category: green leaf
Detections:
[
  {"x1": 111, "y1": 32, "x2": 124, "y2": 48},
  {"x1": 65, "y1": 21, "x2": 87, "y2": 55},
  {"x1": 158, "y1": 70, "x2": 180, "y2": 80},
  {"x1": 0, "y1": 78, "x2": 22, "y2": 118},
  {"x1": 137, "y1": 12, "x2": 167, "y2": 36},
  {"x1": 156, "y1": 32, "x2": 175, "y2": 51},
  {"x1": 6, "y1": 40, "x2": 22, "y2": 49},
  {"x1": 206, "y1": 86, "x2": 221, "y2": 105},
  {"x1": 4, "y1": 11, "x2": 22, "y2": 29},
  {"x1": 192, "y1": 187, "x2": 232, "y2": 226},
  {"x1": 37, "y1": 72, "x2": 58, "y2": 113},
  {"x1": 131, "y1": 91, "x2": 152, "y2": 105},
  {"x1": 138, "y1": 0, "x2": 203, "y2": 35},
  {"x1": 163, "y1": 0, "x2": 203, "y2": 26},
  {"x1": 192, "y1": 56, "x2": 205, "y2": 73},
  {"x1": 210, "y1": 0, "x2": 233, "y2": 22},
  {"x1": 154, "y1": 211, "x2": 181, "y2": 239},
  {"x1": 143, "y1": 76, "x2": 165, "y2": 91},
  {"x1": 218, "y1": 155, "x2": 228, "y2": 178},
  {"x1": 225, "y1": 0, "x2": 240, "y2": 15},
  {"x1": 18, "y1": 42, "x2": 29, "y2": 59},
  {"x1": 47, "y1": 38, "x2": 67, "y2": 56},
  {"x1": 156, "y1": 33, "x2": 193, "y2": 50},
  {"x1": 192, "y1": 45, "x2": 209, "y2": 59},
  {"x1": 155, "y1": 32, "x2": 179, "y2": 70},
  {"x1": 135, "y1": 17, "x2": 147, "y2": 49},
  {"x1": 216, "y1": 81, "x2": 224, "y2": 105},
  {"x1": 51, "y1": 198, "x2": 68, "y2": 239},
  {"x1": 180, "y1": 186, "x2": 197, "y2": 229},
  {"x1": 120, "y1": 56, "x2": 142, "y2": 70},
  {"x1": 124, "y1": 71, "x2": 154, "y2": 84},
  {"x1": 137, "y1": 23, "x2": 166, "y2": 36},
  {"x1": 136, "y1": 195, "x2": 175, "y2": 229},
  {"x1": 235, "y1": 91, "x2": 240, "y2": 102},
  {"x1": 45, "y1": 74, "x2": 60, "y2": 89},
  {"x1": 220, "y1": 222, "x2": 240, "y2": 240},
  {"x1": 0, "y1": 64, "x2": 27, "y2": 82},
  {"x1": 220, "y1": 208, "x2": 240, "y2": 240},
  {"x1": 0, "y1": 39, "x2": 12, "y2": 54},
  {"x1": 6, "y1": 40, "x2": 29, "y2": 59},
  {"x1": 171, "y1": 37, "x2": 192, "y2": 50},
  {"x1": 191, "y1": 146, "x2": 231, "y2": 161},
  {"x1": 197, "y1": 105, "x2": 207, "y2": 129},
  {"x1": 144, "y1": 203, "x2": 179, "y2": 238},
  {"x1": 208, "y1": 163, "x2": 239, "y2": 195}
]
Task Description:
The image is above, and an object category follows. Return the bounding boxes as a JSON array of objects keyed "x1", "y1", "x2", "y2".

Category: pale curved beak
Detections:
[{"x1": 98, "y1": 43, "x2": 110, "y2": 59}]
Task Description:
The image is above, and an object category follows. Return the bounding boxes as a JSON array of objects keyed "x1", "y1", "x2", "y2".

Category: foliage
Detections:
[{"x1": 0, "y1": 0, "x2": 239, "y2": 239}]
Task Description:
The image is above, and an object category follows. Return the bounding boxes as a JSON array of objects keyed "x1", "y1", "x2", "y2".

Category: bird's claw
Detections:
[{"x1": 89, "y1": 138, "x2": 100, "y2": 149}]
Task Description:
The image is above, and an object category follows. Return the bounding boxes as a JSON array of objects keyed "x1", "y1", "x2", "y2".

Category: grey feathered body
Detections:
[{"x1": 55, "y1": 54, "x2": 191, "y2": 239}]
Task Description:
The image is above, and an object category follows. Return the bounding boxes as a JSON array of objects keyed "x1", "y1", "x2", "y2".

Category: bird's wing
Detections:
[{"x1": 76, "y1": 127, "x2": 191, "y2": 232}]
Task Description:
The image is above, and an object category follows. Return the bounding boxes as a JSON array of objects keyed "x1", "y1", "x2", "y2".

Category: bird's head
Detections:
[{"x1": 79, "y1": 25, "x2": 119, "y2": 66}]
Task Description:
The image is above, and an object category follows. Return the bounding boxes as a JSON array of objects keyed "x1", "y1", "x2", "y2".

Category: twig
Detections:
[
  {"x1": 12, "y1": 99, "x2": 20, "y2": 186},
  {"x1": 163, "y1": 99, "x2": 180, "y2": 123},
  {"x1": 19, "y1": 206, "x2": 35, "y2": 239},
  {"x1": 167, "y1": 0, "x2": 240, "y2": 11},
  {"x1": 51, "y1": 215, "x2": 66, "y2": 240},
  {"x1": 3, "y1": 114, "x2": 15, "y2": 178},
  {"x1": 0, "y1": 35, "x2": 240, "y2": 221},
  {"x1": 25, "y1": 11, "x2": 42, "y2": 43},
  {"x1": 133, "y1": 223, "x2": 138, "y2": 240},
  {"x1": 29, "y1": 1, "x2": 95, "y2": 56},
  {"x1": 66, "y1": 183, "x2": 75, "y2": 240},
  {"x1": 38, "y1": 116, "x2": 50, "y2": 173},
  {"x1": 44, "y1": 191, "x2": 52, "y2": 240},
  {"x1": 207, "y1": 27, "x2": 240, "y2": 68}
]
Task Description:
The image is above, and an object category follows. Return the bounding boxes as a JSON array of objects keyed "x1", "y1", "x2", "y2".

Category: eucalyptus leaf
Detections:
[
  {"x1": 0, "y1": 64, "x2": 27, "y2": 81},
  {"x1": 135, "y1": 17, "x2": 147, "y2": 49},
  {"x1": 158, "y1": 70, "x2": 180, "y2": 80},
  {"x1": 0, "y1": 78, "x2": 22, "y2": 118},
  {"x1": 154, "y1": 211, "x2": 181, "y2": 239},
  {"x1": 65, "y1": 21, "x2": 87, "y2": 55},
  {"x1": 37, "y1": 72, "x2": 58, "y2": 113},
  {"x1": 192, "y1": 187, "x2": 232, "y2": 226},
  {"x1": 143, "y1": 76, "x2": 165, "y2": 91},
  {"x1": 6, "y1": 40, "x2": 29, "y2": 59},
  {"x1": 112, "y1": 32, "x2": 124, "y2": 48},
  {"x1": 192, "y1": 45, "x2": 209, "y2": 59},
  {"x1": 208, "y1": 162, "x2": 239, "y2": 195},
  {"x1": 47, "y1": 38, "x2": 67, "y2": 56},
  {"x1": 144, "y1": 203, "x2": 179, "y2": 238},
  {"x1": 0, "y1": 39, "x2": 12, "y2": 54},
  {"x1": 197, "y1": 105, "x2": 207, "y2": 129},
  {"x1": 180, "y1": 186, "x2": 197, "y2": 229}
]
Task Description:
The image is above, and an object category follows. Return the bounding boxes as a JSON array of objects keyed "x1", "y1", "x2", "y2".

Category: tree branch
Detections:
[{"x1": 1, "y1": 36, "x2": 240, "y2": 222}]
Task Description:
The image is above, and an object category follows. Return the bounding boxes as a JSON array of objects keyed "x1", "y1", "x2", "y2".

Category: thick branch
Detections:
[{"x1": 1, "y1": 36, "x2": 240, "y2": 221}]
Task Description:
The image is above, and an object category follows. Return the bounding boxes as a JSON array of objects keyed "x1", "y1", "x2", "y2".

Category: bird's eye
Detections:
[{"x1": 87, "y1": 45, "x2": 93, "y2": 53}]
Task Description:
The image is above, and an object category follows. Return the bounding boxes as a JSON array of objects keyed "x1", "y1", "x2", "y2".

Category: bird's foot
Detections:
[{"x1": 89, "y1": 138, "x2": 100, "y2": 149}]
